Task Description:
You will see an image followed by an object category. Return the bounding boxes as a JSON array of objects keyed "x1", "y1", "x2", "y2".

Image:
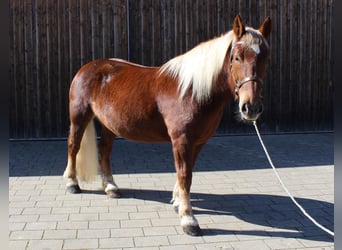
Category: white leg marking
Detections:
[
  {"x1": 63, "y1": 160, "x2": 72, "y2": 180},
  {"x1": 102, "y1": 175, "x2": 119, "y2": 192},
  {"x1": 105, "y1": 182, "x2": 119, "y2": 193},
  {"x1": 181, "y1": 215, "x2": 199, "y2": 227},
  {"x1": 65, "y1": 178, "x2": 78, "y2": 187},
  {"x1": 171, "y1": 181, "x2": 180, "y2": 210},
  {"x1": 172, "y1": 197, "x2": 180, "y2": 209},
  {"x1": 171, "y1": 181, "x2": 179, "y2": 201}
]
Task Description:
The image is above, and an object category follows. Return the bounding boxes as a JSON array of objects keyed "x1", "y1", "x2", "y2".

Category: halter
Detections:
[{"x1": 229, "y1": 41, "x2": 264, "y2": 96}]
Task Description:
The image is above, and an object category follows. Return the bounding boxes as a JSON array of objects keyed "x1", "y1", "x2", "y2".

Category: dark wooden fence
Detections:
[{"x1": 9, "y1": 0, "x2": 334, "y2": 139}]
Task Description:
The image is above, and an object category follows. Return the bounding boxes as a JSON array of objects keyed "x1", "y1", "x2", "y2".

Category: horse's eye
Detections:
[{"x1": 235, "y1": 56, "x2": 241, "y2": 62}]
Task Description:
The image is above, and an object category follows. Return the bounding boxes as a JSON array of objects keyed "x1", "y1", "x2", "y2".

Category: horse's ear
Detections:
[
  {"x1": 233, "y1": 15, "x2": 246, "y2": 39},
  {"x1": 259, "y1": 16, "x2": 271, "y2": 39}
]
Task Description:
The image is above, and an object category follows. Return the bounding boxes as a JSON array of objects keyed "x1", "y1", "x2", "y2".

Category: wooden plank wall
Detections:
[{"x1": 9, "y1": 0, "x2": 334, "y2": 139}]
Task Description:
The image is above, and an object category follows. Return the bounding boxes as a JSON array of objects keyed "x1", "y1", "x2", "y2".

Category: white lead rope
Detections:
[{"x1": 253, "y1": 121, "x2": 334, "y2": 237}]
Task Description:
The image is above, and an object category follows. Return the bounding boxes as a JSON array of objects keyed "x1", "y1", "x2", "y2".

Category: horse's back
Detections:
[
  {"x1": 70, "y1": 58, "x2": 171, "y2": 142},
  {"x1": 72, "y1": 58, "x2": 157, "y2": 85}
]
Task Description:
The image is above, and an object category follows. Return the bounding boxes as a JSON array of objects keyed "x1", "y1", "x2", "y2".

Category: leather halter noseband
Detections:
[{"x1": 229, "y1": 41, "x2": 264, "y2": 96}]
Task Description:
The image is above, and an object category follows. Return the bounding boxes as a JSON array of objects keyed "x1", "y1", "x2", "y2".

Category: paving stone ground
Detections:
[{"x1": 9, "y1": 133, "x2": 334, "y2": 249}]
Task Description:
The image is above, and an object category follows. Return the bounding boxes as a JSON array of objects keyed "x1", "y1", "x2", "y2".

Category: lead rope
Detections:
[{"x1": 253, "y1": 121, "x2": 334, "y2": 237}]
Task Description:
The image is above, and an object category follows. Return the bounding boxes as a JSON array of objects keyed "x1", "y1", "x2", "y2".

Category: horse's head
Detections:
[{"x1": 229, "y1": 15, "x2": 271, "y2": 121}]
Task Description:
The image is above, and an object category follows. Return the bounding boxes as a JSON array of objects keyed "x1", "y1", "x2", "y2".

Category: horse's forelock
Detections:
[{"x1": 243, "y1": 27, "x2": 270, "y2": 50}]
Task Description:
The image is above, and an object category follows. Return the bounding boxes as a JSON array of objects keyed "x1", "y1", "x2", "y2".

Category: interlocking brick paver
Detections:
[
  {"x1": 22, "y1": 207, "x2": 51, "y2": 215},
  {"x1": 150, "y1": 217, "x2": 180, "y2": 227},
  {"x1": 9, "y1": 222, "x2": 26, "y2": 231},
  {"x1": 143, "y1": 226, "x2": 177, "y2": 236},
  {"x1": 43, "y1": 230, "x2": 77, "y2": 240},
  {"x1": 195, "y1": 242, "x2": 234, "y2": 250},
  {"x1": 35, "y1": 201, "x2": 63, "y2": 208},
  {"x1": 100, "y1": 212, "x2": 129, "y2": 220},
  {"x1": 10, "y1": 230, "x2": 43, "y2": 240},
  {"x1": 9, "y1": 207, "x2": 23, "y2": 215},
  {"x1": 201, "y1": 230, "x2": 238, "y2": 243},
  {"x1": 9, "y1": 195, "x2": 30, "y2": 202},
  {"x1": 68, "y1": 213, "x2": 98, "y2": 221},
  {"x1": 134, "y1": 235, "x2": 169, "y2": 247},
  {"x1": 129, "y1": 211, "x2": 159, "y2": 220},
  {"x1": 160, "y1": 245, "x2": 197, "y2": 250},
  {"x1": 38, "y1": 214, "x2": 68, "y2": 222},
  {"x1": 25, "y1": 222, "x2": 57, "y2": 230},
  {"x1": 9, "y1": 215, "x2": 38, "y2": 223},
  {"x1": 9, "y1": 201, "x2": 36, "y2": 209},
  {"x1": 9, "y1": 134, "x2": 334, "y2": 249},
  {"x1": 230, "y1": 239, "x2": 271, "y2": 250},
  {"x1": 63, "y1": 239, "x2": 98, "y2": 249},
  {"x1": 168, "y1": 234, "x2": 205, "y2": 245},
  {"x1": 120, "y1": 219, "x2": 152, "y2": 228},
  {"x1": 8, "y1": 240, "x2": 28, "y2": 250},
  {"x1": 264, "y1": 238, "x2": 304, "y2": 249},
  {"x1": 57, "y1": 221, "x2": 88, "y2": 230},
  {"x1": 77, "y1": 229, "x2": 110, "y2": 239},
  {"x1": 81, "y1": 206, "x2": 109, "y2": 214},
  {"x1": 89, "y1": 220, "x2": 120, "y2": 229},
  {"x1": 111, "y1": 228, "x2": 144, "y2": 238},
  {"x1": 109, "y1": 205, "x2": 138, "y2": 213},
  {"x1": 28, "y1": 239, "x2": 63, "y2": 250},
  {"x1": 99, "y1": 237, "x2": 134, "y2": 248}
]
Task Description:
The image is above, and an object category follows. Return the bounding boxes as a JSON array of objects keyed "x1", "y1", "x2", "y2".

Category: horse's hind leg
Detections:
[
  {"x1": 98, "y1": 126, "x2": 120, "y2": 198},
  {"x1": 63, "y1": 115, "x2": 93, "y2": 193}
]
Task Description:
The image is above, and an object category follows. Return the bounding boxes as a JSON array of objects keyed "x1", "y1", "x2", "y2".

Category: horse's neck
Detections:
[{"x1": 210, "y1": 63, "x2": 234, "y2": 106}]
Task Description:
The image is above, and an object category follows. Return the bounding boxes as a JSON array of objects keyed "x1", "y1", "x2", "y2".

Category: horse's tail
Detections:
[{"x1": 76, "y1": 119, "x2": 98, "y2": 182}]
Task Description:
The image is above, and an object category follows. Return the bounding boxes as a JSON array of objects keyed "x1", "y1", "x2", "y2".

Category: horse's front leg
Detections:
[
  {"x1": 171, "y1": 135, "x2": 202, "y2": 236},
  {"x1": 171, "y1": 143, "x2": 204, "y2": 213},
  {"x1": 98, "y1": 126, "x2": 120, "y2": 198}
]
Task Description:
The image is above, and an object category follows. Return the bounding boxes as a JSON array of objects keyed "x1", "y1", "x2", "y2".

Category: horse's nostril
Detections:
[
  {"x1": 257, "y1": 103, "x2": 264, "y2": 114},
  {"x1": 241, "y1": 103, "x2": 249, "y2": 114},
  {"x1": 241, "y1": 102, "x2": 263, "y2": 117}
]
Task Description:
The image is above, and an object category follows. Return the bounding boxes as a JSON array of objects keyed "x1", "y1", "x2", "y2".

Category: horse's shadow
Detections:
[{"x1": 82, "y1": 188, "x2": 333, "y2": 242}]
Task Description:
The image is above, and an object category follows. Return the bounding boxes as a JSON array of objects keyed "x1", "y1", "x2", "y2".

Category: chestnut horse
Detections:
[{"x1": 63, "y1": 15, "x2": 271, "y2": 236}]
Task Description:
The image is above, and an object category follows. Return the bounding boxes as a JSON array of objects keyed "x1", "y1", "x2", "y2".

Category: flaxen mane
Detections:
[
  {"x1": 159, "y1": 31, "x2": 235, "y2": 103},
  {"x1": 159, "y1": 27, "x2": 268, "y2": 103}
]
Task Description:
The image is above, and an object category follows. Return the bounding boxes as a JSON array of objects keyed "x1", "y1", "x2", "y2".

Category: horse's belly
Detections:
[
  {"x1": 112, "y1": 122, "x2": 170, "y2": 142},
  {"x1": 95, "y1": 108, "x2": 170, "y2": 142}
]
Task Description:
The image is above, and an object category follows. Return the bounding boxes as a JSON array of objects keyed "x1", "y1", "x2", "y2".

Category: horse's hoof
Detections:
[
  {"x1": 182, "y1": 225, "x2": 203, "y2": 236},
  {"x1": 106, "y1": 189, "x2": 121, "y2": 198},
  {"x1": 67, "y1": 184, "x2": 81, "y2": 194}
]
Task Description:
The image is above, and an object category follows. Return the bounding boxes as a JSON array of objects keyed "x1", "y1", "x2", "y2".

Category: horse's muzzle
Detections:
[{"x1": 240, "y1": 101, "x2": 264, "y2": 121}]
